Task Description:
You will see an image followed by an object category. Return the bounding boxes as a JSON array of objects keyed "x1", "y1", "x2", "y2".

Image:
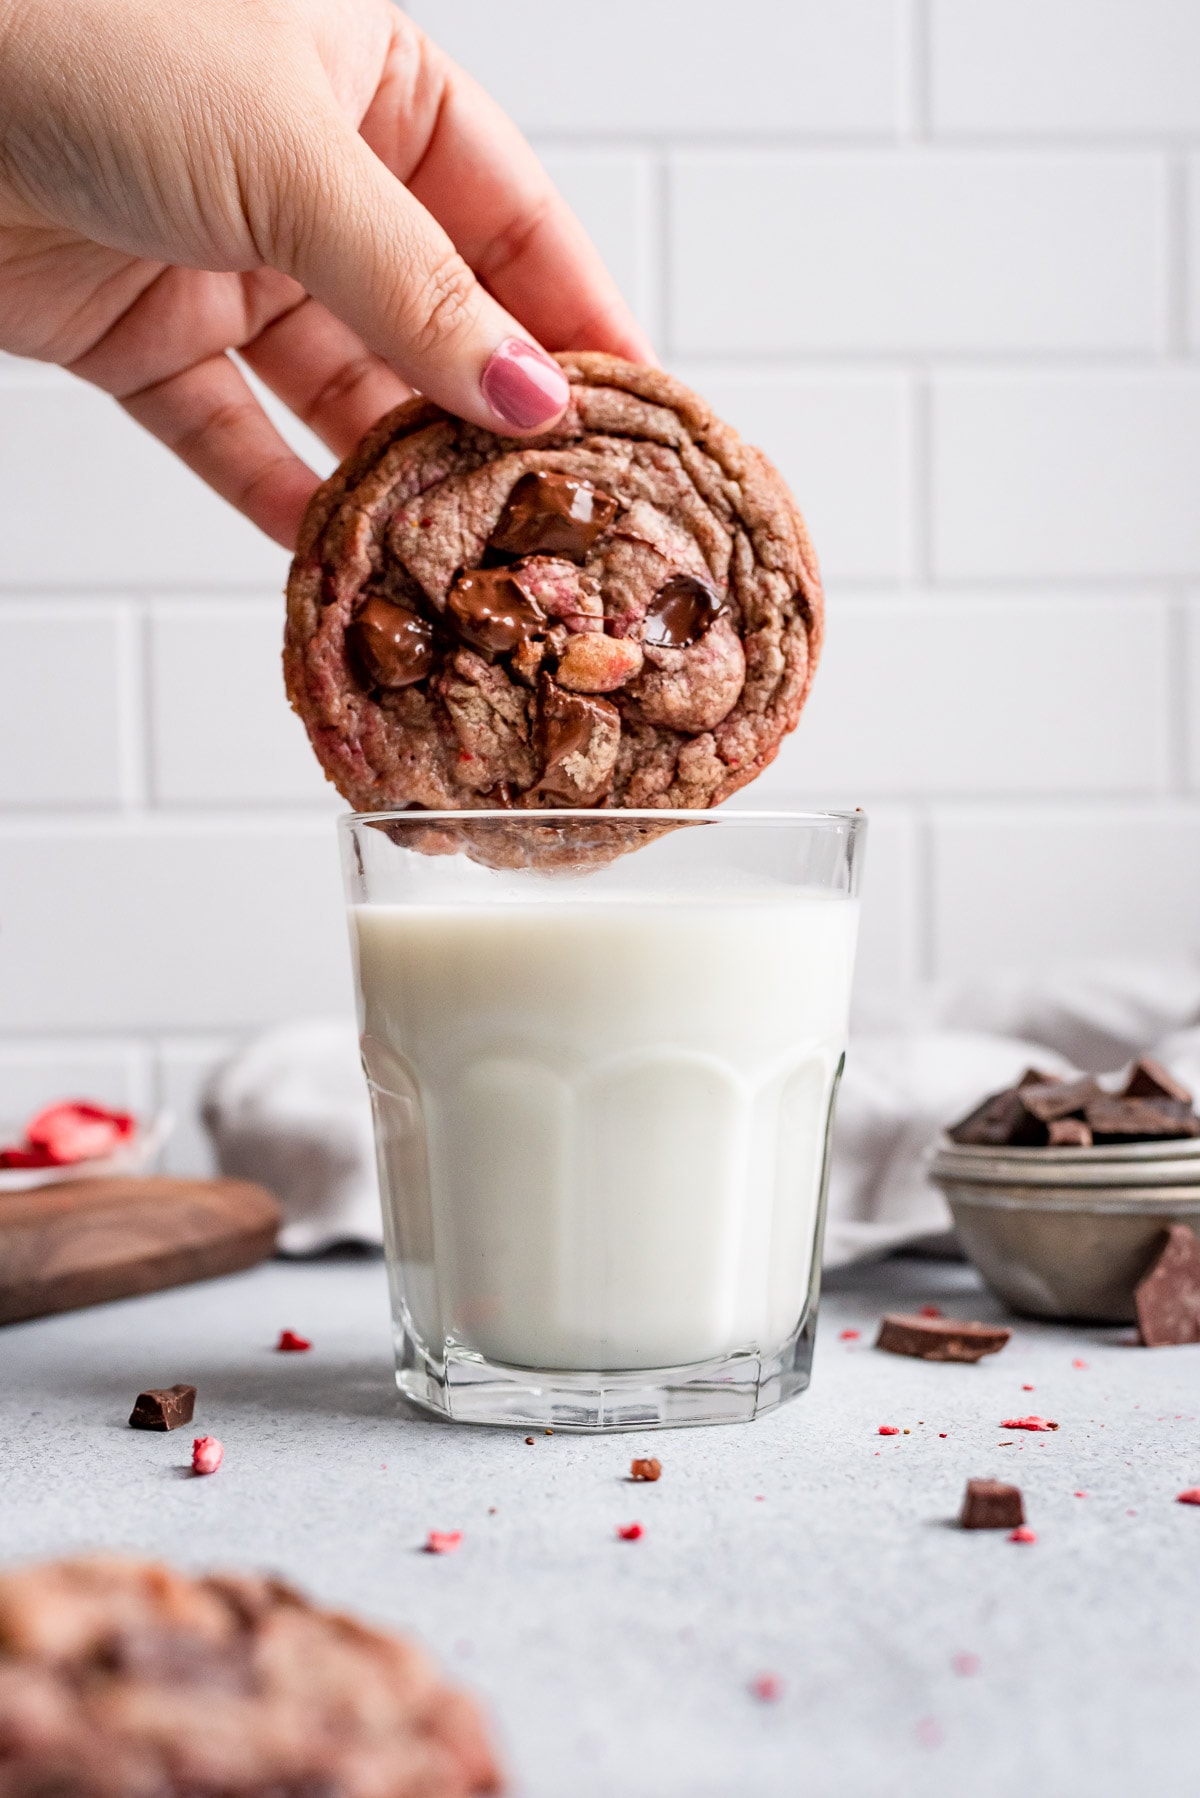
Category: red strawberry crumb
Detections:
[
  {"x1": 1022, "y1": 1384, "x2": 1035, "y2": 1392},
  {"x1": 616, "y1": 1523, "x2": 643, "y2": 1541},
  {"x1": 275, "y1": 1330, "x2": 311, "y2": 1352},
  {"x1": 918, "y1": 1305, "x2": 942, "y2": 1318},
  {"x1": 915, "y1": 1718, "x2": 944, "y2": 1749},
  {"x1": 878, "y1": 1425, "x2": 900, "y2": 1436},
  {"x1": 838, "y1": 1329, "x2": 860, "y2": 1341},
  {"x1": 952, "y1": 1652, "x2": 981, "y2": 1677},
  {"x1": 420, "y1": 517, "x2": 433, "y2": 527},
  {"x1": 1176, "y1": 1489, "x2": 1200, "y2": 1506},
  {"x1": 425, "y1": 1531, "x2": 463, "y2": 1555},
  {"x1": 1073, "y1": 1359, "x2": 1088, "y2": 1370},
  {"x1": 1008, "y1": 1526, "x2": 1037, "y2": 1544},
  {"x1": 1000, "y1": 1416, "x2": 1058, "y2": 1432},
  {"x1": 749, "y1": 1674, "x2": 782, "y2": 1703},
  {"x1": 191, "y1": 1436, "x2": 222, "y2": 1476},
  {"x1": 1074, "y1": 1491, "x2": 1087, "y2": 1498}
]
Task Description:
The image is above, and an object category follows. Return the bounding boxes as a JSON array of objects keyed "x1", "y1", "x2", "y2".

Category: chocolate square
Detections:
[
  {"x1": 1135, "y1": 1225, "x2": 1200, "y2": 1347},
  {"x1": 1123, "y1": 1057, "x2": 1193, "y2": 1107},
  {"x1": 960, "y1": 1479, "x2": 1024, "y2": 1531},
  {"x1": 129, "y1": 1384, "x2": 196, "y2": 1432},
  {"x1": 876, "y1": 1315, "x2": 1011, "y2": 1363}
]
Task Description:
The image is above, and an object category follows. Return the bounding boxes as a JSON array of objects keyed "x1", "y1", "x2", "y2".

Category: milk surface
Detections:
[{"x1": 353, "y1": 896, "x2": 858, "y2": 1371}]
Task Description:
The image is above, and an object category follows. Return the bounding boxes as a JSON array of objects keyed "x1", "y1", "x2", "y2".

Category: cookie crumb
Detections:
[
  {"x1": 524, "y1": 1436, "x2": 535, "y2": 1445},
  {"x1": 275, "y1": 1330, "x2": 311, "y2": 1352},
  {"x1": 191, "y1": 1436, "x2": 222, "y2": 1476},
  {"x1": 630, "y1": 1458, "x2": 662, "y2": 1482}
]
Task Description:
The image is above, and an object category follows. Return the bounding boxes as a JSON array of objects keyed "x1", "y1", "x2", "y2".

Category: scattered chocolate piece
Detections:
[
  {"x1": 347, "y1": 595, "x2": 435, "y2": 689},
  {"x1": 1124, "y1": 1057, "x2": 1193, "y2": 1106},
  {"x1": 960, "y1": 1479, "x2": 1024, "y2": 1531},
  {"x1": 488, "y1": 471, "x2": 617, "y2": 562},
  {"x1": 630, "y1": 1458, "x2": 662, "y2": 1482},
  {"x1": 1085, "y1": 1096, "x2": 1200, "y2": 1142},
  {"x1": 128, "y1": 1384, "x2": 195, "y2": 1432},
  {"x1": 447, "y1": 568, "x2": 546, "y2": 658},
  {"x1": 1049, "y1": 1116, "x2": 1093, "y2": 1147},
  {"x1": 1135, "y1": 1224, "x2": 1200, "y2": 1346},
  {"x1": 876, "y1": 1314, "x2": 1011, "y2": 1363},
  {"x1": 642, "y1": 574, "x2": 725, "y2": 649}
]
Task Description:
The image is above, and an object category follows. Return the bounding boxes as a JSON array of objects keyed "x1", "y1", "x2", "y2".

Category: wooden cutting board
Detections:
[{"x1": 0, "y1": 1176, "x2": 281, "y2": 1325}]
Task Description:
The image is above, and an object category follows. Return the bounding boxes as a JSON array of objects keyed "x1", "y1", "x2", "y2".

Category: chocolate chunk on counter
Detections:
[
  {"x1": 876, "y1": 1314, "x2": 1011, "y2": 1362},
  {"x1": 129, "y1": 1384, "x2": 196, "y2": 1432},
  {"x1": 642, "y1": 574, "x2": 725, "y2": 649},
  {"x1": 1085, "y1": 1096, "x2": 1200, "y2": 1142},
  {"x1": 347, "y1": 596, "x2": 434, "y2": 690},
  {"x1": 448, "y1": 568, "x2": 546, "y2": 658},
  {"x1": 960, "y1": 1479, "x2": 1024, "y2": 1531},
  {"x1": 1135, "y1": 1224, "x2": 1200, "y2": 1346},
  {"x1": 489, "y1": 471, "x2": 618, "y2": 561},
  {"x1": 1123, "y1": 1056, "x2": 1194, "y2": 1107}
]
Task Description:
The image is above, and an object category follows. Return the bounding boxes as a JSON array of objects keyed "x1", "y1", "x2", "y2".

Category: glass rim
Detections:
[{"x1": 340, "y1": 806, "x2": 866, "y2": 829}]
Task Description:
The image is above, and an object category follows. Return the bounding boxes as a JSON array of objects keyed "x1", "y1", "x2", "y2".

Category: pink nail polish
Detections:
[{"x1": 481, "y1": 338, "x2": 569, "y2": 431}]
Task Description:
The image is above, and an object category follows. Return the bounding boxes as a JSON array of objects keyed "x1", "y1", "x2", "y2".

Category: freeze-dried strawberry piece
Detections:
[
  {"x1": 918, "y1": 1305, "x2": 943, "y2": 1318},
  {"x1": 0, "y1": 1144, "x2": 57, "y2": 1169},
  {"x1": 838, "y1": 1329, "x2": 860, "y2": 1341},
  {"x1": 26, "y1": 1101, "x2": 135, "y2": 1165},
  {"x1": 749, "y1": 1673, "x2": 782, "y2": 1703},
  {"x1": 191, "y1": 1436, "x2": 223, "y2": 1476},
  {"x1": 425, "y1": 1531, "x2": 463, "y2": 1554},
  {"x1": 1176, "y1": 1488, "x2": 1200, "y2": 1506},
  {"x1": 878, "y1": 1426, "x2": 900, "y2": 1436},
  {"x1": 1000, "y1": 1416, "x2": 1059, "y2": 1432},
  {"x1": 630, "y1": 1458, "x2": 661, "y2": 1482},
  {"x1": 1008, "y1": 1526, "x2": 1037, "y2": 1543},
  {"x1": 276, "y1": 1330, "x2": 311, "y2": 1352},
  {"x1": 616, "y1": 1523, "x2": 643, "y2": 1541}
]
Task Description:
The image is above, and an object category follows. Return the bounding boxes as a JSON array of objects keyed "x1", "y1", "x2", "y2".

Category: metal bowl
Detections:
[{"x1": 929, "y1": 1137, "x2": 1200, "y2": 1323}]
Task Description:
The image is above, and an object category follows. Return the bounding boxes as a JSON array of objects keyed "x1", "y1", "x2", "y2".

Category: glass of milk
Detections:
[{"x1": 342, "y1": 809, "x2": 864, "y2": 1430}]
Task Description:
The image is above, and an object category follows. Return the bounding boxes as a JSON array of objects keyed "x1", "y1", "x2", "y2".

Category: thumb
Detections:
[{"x1": 268, "y1": 121, "x2": 570, "y2": 435}]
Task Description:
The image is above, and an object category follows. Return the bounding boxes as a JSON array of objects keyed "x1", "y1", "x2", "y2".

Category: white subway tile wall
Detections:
[{"x1": 2, "y1": 0, "x2": 1198, "y2": 1168}]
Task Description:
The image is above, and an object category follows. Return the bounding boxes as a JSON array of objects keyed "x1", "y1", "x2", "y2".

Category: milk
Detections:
[{"x1": 352, "y1": 896, "x2": 858, "y2": 1372}]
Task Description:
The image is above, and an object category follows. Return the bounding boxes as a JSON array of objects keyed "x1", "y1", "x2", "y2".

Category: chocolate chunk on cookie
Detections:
[
  {"x1": 285, "y1": 354, "x2": 823, "y2": 816},
  {"x1": 0, "y1": 1555, "x2": 501, "y2": 1796}
]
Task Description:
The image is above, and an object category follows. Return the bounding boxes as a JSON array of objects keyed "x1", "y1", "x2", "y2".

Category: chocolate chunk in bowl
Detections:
[
  {"x1": 284, "y1": 354, "x2": 823, "y2": 837},
  {"x1": 932, "y1": 1060, "x2": 1200, "y2": 1323}
]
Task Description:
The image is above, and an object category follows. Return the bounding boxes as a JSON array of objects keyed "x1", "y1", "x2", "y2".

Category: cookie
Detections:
[
  {"x1": 0, "y1": 1555, "x2": 501, "y2": 1796},
  {"x1": 285, "y1": 354, "x2": 823, "y2": 815}
]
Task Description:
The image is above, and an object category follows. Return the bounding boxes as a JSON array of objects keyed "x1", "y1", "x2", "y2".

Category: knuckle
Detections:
[{"x1": 405, "y1": 254, "x2": 481, "y2": 358}]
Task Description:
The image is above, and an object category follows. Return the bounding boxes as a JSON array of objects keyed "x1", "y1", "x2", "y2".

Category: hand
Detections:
[{"x1": 0, "y1": 0, "x2": 654, "y2": 547}]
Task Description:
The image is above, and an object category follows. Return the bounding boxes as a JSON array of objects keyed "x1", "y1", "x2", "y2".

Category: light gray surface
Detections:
[{"x1": 1, "y1": 1255, "x2": 1198, "y2": 1797}]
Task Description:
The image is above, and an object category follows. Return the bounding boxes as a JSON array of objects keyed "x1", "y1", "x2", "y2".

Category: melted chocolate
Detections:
[
  {"x1": 448, "y1": 568, "x2": 546, "y2": 658},
  {"x1": 347, "y1": 596, "x2": 435, "y2": 689},
  {"x1": 488, "y1": 471, "x2": 618, "y2": 561},
  {"x1": 536, "y1": 677, "x2": 617, "y2": 804},
  {"x1": 642, "y1": 575, "x2": 724, "y2": 650}
]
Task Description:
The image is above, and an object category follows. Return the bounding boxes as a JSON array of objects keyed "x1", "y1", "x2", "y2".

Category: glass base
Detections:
[{"x1": 393, "y1": 1309, "x2": 818, "y2": 1431}]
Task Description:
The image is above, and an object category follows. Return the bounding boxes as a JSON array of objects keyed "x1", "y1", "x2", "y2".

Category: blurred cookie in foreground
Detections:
[
  {"x1": 0, "y1": 1555, "x2": 501, "y2": 1796},
  {"x1": 948, "y1": 1058, "x2": 1200, "y2": 1149}
]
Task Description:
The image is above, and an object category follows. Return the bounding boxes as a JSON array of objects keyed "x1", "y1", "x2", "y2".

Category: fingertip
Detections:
[{"x1": 480, "y1": 337, "x2": 570, "y2": 432}]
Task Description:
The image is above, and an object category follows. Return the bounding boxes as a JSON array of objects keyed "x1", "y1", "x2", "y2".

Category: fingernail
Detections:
[{"x1": 481, "y1": 338, "x2": 569, "y2": 431}]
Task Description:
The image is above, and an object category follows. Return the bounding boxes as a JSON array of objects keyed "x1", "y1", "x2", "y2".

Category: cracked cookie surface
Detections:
[{"x1": 285, "y1": 355, "x2": 823, "y2": 814}]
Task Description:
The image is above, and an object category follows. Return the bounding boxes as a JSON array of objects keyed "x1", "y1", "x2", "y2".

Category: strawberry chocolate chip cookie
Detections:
[{"x1": 285, "y1": 355, "x2": 823, "y2": 814}]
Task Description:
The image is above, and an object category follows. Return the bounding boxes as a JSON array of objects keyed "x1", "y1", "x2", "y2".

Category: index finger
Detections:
[{"x1": 359, "y1": 21, "x2": 657, "y2": 364}]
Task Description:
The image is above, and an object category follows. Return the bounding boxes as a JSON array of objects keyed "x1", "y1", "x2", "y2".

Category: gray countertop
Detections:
[{"x1": 1, "y1": 1253, "x2": 1198, "y2": 1798}]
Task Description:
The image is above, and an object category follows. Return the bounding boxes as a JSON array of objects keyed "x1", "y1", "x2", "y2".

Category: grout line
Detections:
[
  {"x1": 118, "y1": 599, "x2": 150, "y2": 813},
  {"x1": 914, "y1": 806, "x2": 936, "y2": 983},
  {"x1": 655, "y1": 145, "x2": 673, "y2": 360},
  {"x1": 1166, "y1": 152, "x2": 1189, "y2": 355},
  {"x1": 908, "y1": 368, "x2": 931, "y2": 586},
  {"x1": 904, "y1": 0, "x2": 930, "y2": 144},
  {"x1": 1167, "y1": 587, "x2": 1192, "y2": 793}
]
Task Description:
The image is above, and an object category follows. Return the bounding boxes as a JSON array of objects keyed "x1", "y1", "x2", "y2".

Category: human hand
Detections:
[{"x1": 0, "y1": 0, "x2": 654, "y2": 546}]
